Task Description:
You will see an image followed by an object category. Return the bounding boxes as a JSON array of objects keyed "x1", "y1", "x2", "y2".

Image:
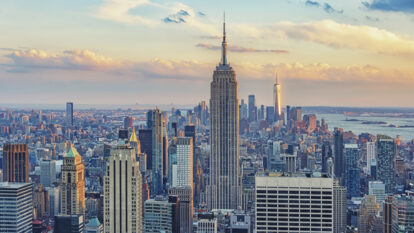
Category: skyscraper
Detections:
[
  {"x1": 2, "y1": 143, "x2": 29, "y2": 183},
  {"x1": 168, "y1": 186, "x2": 193, "y2": 233},
  {"x1": 321, "y1": 141, "x2": 332, "y2": 173},
  {"x1": 103, "y1": 144, "x2": 142, "y2": 233},
  {"x1": 144, "y1": 196, "x2": 180, "y2": 233},
  {"x1": 60, "y1": 146, "x2": 85, "y2": 215},
  {"x1": 366, "y1": 141, "x2": 376, "y2": 175},
  {"x1": 358, "y1": 195, "x2": 379, "y2": 233},
  {"x1": 273, "y1": 75, "x2": 282, "y2": 120},
  {"x1": 334, "y1": 129, "x2": 344, "y2": 183},
  {"x1": 40, "y1": 159, "x2": 56, "y2": 187},
  {"x1": 66, "y1": 102, "x2": 74, "y2": 126},
  {"x1": 0, "y1": 182, "x2": 33, "y2": 233},
  {"x1": 175, "y1": 137, "x2": 193, "y2": 188},
  {"x1": 344, "y1": 144, "x2": 360, "y2": 198},
  {"x1": 248, "y1": 95, "x2": 257, "y2": 122},
  {"x1": 377, "y1": 135, "x2": 396, "y2": 194},
  {"x1": 149, "y1": 108, "x2": 168, "y2": 195},
  {"x1": 333, "y1": 180, "x2": 347, "y2": 233},
  {"x1": 207, "y1": 20, "x2": 242, "y2": 210},
  {"x1": 54, "y1": 215, "x2": 85, "y2": 233}
]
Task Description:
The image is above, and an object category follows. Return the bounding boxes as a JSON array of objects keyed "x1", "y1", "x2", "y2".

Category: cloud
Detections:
[
  {"x1": 4, "y1": 49, "x2": 122, "y2": 72},
  {"x1": 323, "y1": 3, "x2": 343, "y2": 14},
  {"x1": 196, "y1": 43, "x2": 288, "y2": 54},
  {"x1": 198, "y1": 35, "x2": 221, "y2": 40},
  {"x1": 163, "y1": 9, "x2": 190, "y2": 24},
  {"x1": 362, "y1": 0, "x2": 414, "y2": 13},
  {"x1": 197, "y1": 11, "x2": 206, "y2": 17},
  {"x1": 305, "y1": 0, "x2": 321, "y2": 7},
  {"x1": 95, "y1": 0, "x2": 158, "y2": 25},
  {"x1": 271, "y1": 20, "x2": 414, "y2": 57}
]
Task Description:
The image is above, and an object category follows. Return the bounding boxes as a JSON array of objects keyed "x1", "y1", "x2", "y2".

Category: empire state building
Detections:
[{"x1": 207, "y1": 19, "x2": 242, "y2": 210}]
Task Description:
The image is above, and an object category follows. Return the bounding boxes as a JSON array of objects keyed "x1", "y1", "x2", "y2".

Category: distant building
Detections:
[
  {"x1": 334, "y1": 129, "x2": 344, "y2": 183},
  {"x1": 265, "y1": 106, "x2": 275, "y2": 124},
  {"x1": 391, "y1": 195, "x2": 414, "y2": 233},
  {"x1": 175, "y1": 137, "x2": 193, "y2": 188},
  {"x1": 2, "y1": 143, "x2": 29, "y2": 182},
  {"x1": 321, "y1": 141, "x2": 332, "y2": 173},
  {"x1": 197, "y1": 214, "x2": 218, "y2": 233},
  {"x1": 144, "y1": 196, "x2": 180, "y2": 233},
  {"x1": 366, "y1": 141, "x2": 376, "y2": 175},
  {"x1": 0, "y1": 182, "x2": 33, "y2": 233},
  {"x1": 66, "y1": 102, "x2": 74, "y2": 126},
  {"x1": 54, "y1": 214, "x2": 84, "y2": 233},
  {"x1": 40, "y1": 159, "x2": 56, "y2": 187},
  {"x1": 60, "y1": 146, "x2": 85, "y2": 215},
  {"x1": 248, "y1": 95, "x2": 257, "y2": 122},
  {"x1": 369, "y1": 181, "x2": 386, "y2": 204},
  {"x1": 333, "y1": 180, "x2": 347, "y2": 233},
  {"x1": 358, "y1": 195, "x2": 379, "y2": 233},
  {"x1": 377, "y1": 135, "x2": 396, "y2": 194},
  {"x1": 273, "y1": 76, "x2": 282, "y2": 120},
  {"x1": 138, "y1": 129, "x2": 152, "y2": 170},
  {"x1": 168, "y1": 187, "x2": 193, "y2": 233},
  {"x1": 124, "y1": 116, "x2": 134, "y2": 129}
]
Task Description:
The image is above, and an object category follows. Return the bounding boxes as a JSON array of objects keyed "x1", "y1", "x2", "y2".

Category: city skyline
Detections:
[{"x1": 1, "y1": 0, "x2": 414, "y2": 107}]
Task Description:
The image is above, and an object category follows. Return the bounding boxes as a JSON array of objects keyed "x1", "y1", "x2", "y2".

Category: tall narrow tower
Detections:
[
  {"x1": 60, "y1": 145, "x2": 85, "y2": 216},
  {"x1": 273, "y1": 74, "x2": 282, "y2": 120},
  {"x1": 207, "y1": 18, "x2": 242, "y2": 210}
]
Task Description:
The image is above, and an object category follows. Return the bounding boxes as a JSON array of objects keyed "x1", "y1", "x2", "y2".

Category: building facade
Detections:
[
  {"x1": 377, "y1": 135, "x2": 396, "y2": 194},
  {"x1": 103, "y1": 144, "x2": 142, "y2": 233},
  {"x1": 60, "y1": 146, "x2": 85, "y2": 215},
  {"x1": 2, "y1": 143, "x2": 29, "y2": 182}
]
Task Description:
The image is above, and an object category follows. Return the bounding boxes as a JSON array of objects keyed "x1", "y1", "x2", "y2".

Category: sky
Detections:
[{"x1": 1, "y1": 0, "x2": 414, "y2": 107}]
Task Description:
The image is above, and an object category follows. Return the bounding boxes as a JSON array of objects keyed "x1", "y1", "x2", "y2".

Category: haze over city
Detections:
[{"x1": 1, "y1": 0, "x2": 414, "y2": 107}]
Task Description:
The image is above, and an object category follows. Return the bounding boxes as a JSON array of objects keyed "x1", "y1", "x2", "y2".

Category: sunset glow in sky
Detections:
[{"x1": 1, "y1": 0, "x2": 414, "y2": 107}]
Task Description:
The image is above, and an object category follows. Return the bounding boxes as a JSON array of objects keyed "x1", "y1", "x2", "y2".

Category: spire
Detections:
[
  {"x1": 129, "y1": 127, "x2": 138, "y2": 142},
  {"x1": 221, "y1": 12, "x2": 228, "y2": 66}
]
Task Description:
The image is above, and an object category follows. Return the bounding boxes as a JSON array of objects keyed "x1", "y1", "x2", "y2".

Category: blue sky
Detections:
[{"x1": 1, "y1": 0, "x2": 414, "y2": 107}]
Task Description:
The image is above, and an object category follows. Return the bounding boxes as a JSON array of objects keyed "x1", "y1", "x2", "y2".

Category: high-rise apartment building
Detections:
[
  {"x1": 0, "y1": 182, "x2": 33, "y2": 232},
  {"x1": 103, "y1": 144, "x2": 142, "y2": 233},
  {"x1": 207, "y1": 20, "x2": 242, "y2": 210},
  {"x1": 175, "y1": 137, "x2": 193, "y2": 188},
  {"x1": 144, "y1": 196, "x2": 180, "y2": 233},
  {"x1": 377, "y1": 135, "x2": 396, "y2": 194},
  {"x1": 344, "y1": 144, "x2": 360, "y2": 198},
  {"x1": 40, "y1": 159, "x2": 56, "y2": 187},
  {"x1": 255, "y1": 174, "x2": 334, "y2": 233},
  {"x1": 334, "y1": 129, "x2": 344, "y2": 183},
  {"x1": 60, "y1": 146, "x2": 85, "y2": 215},
  {"x1": 2, "y1": 143, "x2": 29, "y2": 182},
  {"x1": 66, "y1": 102, "x2": 74, "y2": 126}
]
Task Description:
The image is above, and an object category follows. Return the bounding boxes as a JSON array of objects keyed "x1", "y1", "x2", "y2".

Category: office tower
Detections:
[
  {"x1": 46, "y1": 186, "x2": 60, "y2": 219},
  {"x1": 369, "y1": 181, "x2": 386, "y2": 204},
  {"x1": 184, "y1": 125, "x2": 196, "y2": 157},
  {"x1": 124, "y1": 116, "x2": 134, "y2": 129},
  {"x1": 197, "y1": 218, "x2": 218, "y2": 233},
  {"x1": 333, "y1": 180, "x2": 347, "y2": 233},
  {"x1": 2, "y1": 143, "x2": 29, "y2": 182},
  {"x1": 129, "y1": 127, "x2": 141, "y2": 156},
  {"x1": 334, "y1": 129, "x2": 344, "y2": 183},
  {"x1": 66, "y1": 102, "x2": 74, "y2": 126},
  {"x1": 0, "y1": 182, "x2": 33, "y2": 233},
  {"x1": 255, "y1": 175, "x2": 334, "y2": 233},
  {"x1": 384, "y1": 196, "x2": 392, "y2": 233},
  {"x1": 366, "y1": 141, "x2": 376, "y2": 175},
  {"x1": 248, "y1": 95, "x2": 257, "y2": 122},
  {"x1": 321, "y1": 141, "x2": 332, "y2": 173},
  {"x1": 33, "y1": 184, "x2": 50, "y2": 219},
  {"x1": 265, "y1": 106, "x2": 274, "y2": 124},
  {"x1": 207, "y1": 20, "x2": 242, "y2": 210},
  {"x1": 149, "y1": 108, "x2": 168, "y2": 195},
  {"x1": 286, "y1": 105, "x2": 290, "y2": 123},
  {"x1": 60, "y1": 146, "x2": 85, "y2": 215},
  {"x1": 175, "y1": 137, "x2": 193, "y2": 188},
  {"x1": 85, "y1": 218, "x2": 103, "y2": 233},
  {"x1": 169, "y1": 187, "x2": 193, "y2": 233},
  {"x1": 377, "y1": 135, "x2": 396, "y2": 194},
  {"x1": 239, "y1": 99, "x2": 248, "y2": 120},
  {"x1": 391, "y1": 195, "x2": 414, "y2": 232},
  {"x1": 358, "y1": 195, "x2": 379, "y2": 233},
  {"x1": 54, "y1": 215, "x2": 85, "y2": 233},
  {"x1": 40, "y1": 158, "x2": 56, "y2": 187},
  {"x1": 273, "y1": 75, "x2": 282, "y2": 120},
  {"x1": 144, "y1": 196, "x2": 180, "y2": 233},
  {"x1": 344, "y1": 144, "x2": 360, "y2": 198},
  {"x1": 139, "y1": 129, "x2": 152, "y2": 169},
  {"x1": 103, "y1": 144, "x2": 142, "y2": 233},
  {"x1": 258, "y1": 105, "x2": 265, "y2": 121}
]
